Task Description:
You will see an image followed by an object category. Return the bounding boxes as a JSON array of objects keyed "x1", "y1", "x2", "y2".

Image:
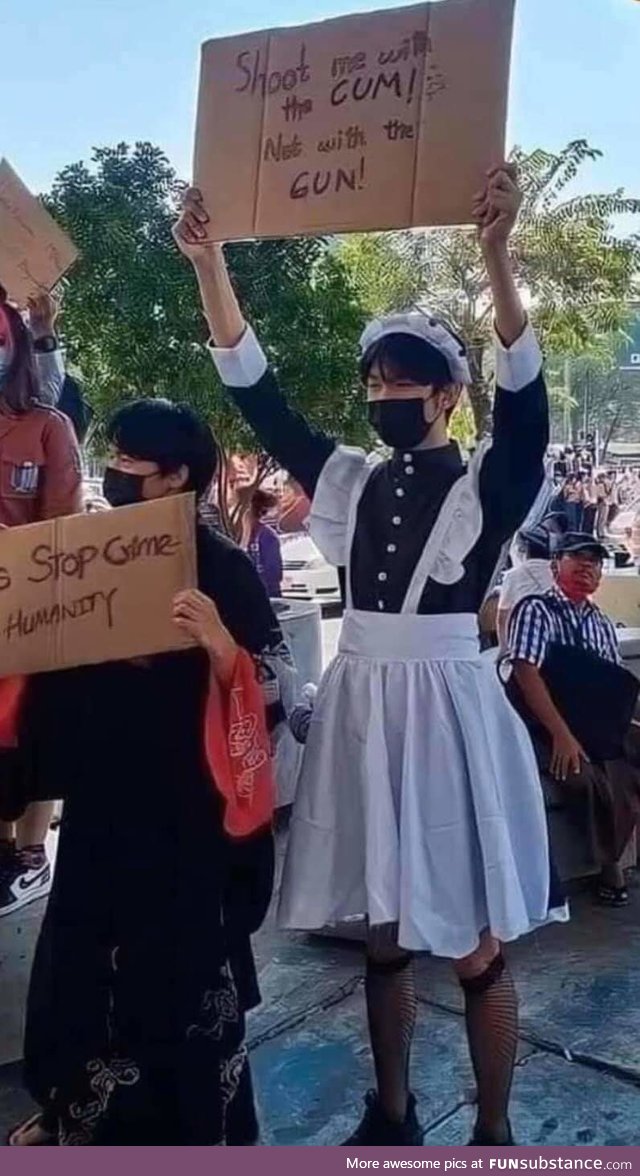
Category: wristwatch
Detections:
[{"x1": 33, "y1": 335, "x2": 58, "y2": 353}]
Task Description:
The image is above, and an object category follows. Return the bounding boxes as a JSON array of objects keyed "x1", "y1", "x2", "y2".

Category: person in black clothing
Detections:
[
  {"x1": 173, "y1": 167, "x2": 564, "y2": 1147},
  {"x1": 58, "y1": 374, "x2": 94, "y2": 445},
  {"x1": 5, "y1": 399, "x2": 293, "y2": 1145}
]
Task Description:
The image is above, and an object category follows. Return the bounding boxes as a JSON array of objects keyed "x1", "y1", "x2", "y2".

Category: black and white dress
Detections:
[{"x1": 211, "y1": 321, "x2": 568, "y2": 958}]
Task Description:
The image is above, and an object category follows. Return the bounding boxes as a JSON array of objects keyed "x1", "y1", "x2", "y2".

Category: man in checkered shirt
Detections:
[
  {"x1": 508, "y1": 533, "x2": 621, "y2": 671},
  {"x1": 508, "y1": 532, "x2": 640, "y2": 908}
]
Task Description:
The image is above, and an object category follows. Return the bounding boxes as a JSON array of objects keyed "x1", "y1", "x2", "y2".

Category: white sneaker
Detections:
[{"x1": 0, "y1": 855, "x2": 52, "y2": 918}]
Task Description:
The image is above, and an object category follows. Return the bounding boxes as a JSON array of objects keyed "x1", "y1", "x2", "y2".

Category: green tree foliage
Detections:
[
  {"x1": 338, "y1": 141, "x2": 640, "y2": 436},
  {"x1": 338, "y1": 233, "x2": 426, "y2": 319},
  {"x1": 556, "y1": 351, "x2": 640, "y2": 456},
  {"x1": 47, "y1": 142, "x2": 368, "y2": 455},
  {"x1": 48, "y1": 139, "x2": 640, "y2": 470}
]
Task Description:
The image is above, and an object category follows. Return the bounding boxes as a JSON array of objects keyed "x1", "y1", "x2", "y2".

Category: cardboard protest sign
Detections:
[
  {"x1": 0, "y1": 495, "x2": 197, "y2": 677},
  {"x1": 193, "y1": 0, "x2": 515, "y2": 240},
  {"x1": 0, "y1": 158, "x2": 79, "y2": 307}
]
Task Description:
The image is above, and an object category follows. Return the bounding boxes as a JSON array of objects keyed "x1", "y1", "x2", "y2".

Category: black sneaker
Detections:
[
  {"x1": 469, "y1": 1123, "x2": 515, "y2": 1146},
  {"x1": 0, "y1": 841, "x2": 17, "y2": 895},
  {"x1": 343, "y1": 1091, "x2": 422, "y2": 1146},
  {"x1": 0, "y1": 841, "x2": 16, "y2": 877},
  {"x1": 0, "y1": 855, "x2": 51, "y2": 918}
]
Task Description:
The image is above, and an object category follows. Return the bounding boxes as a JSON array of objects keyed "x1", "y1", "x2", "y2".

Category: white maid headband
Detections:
[{"x1": 359, "y1": 309, "x2": 471, "y2": 387}]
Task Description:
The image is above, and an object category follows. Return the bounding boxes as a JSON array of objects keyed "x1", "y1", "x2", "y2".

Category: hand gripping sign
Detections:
[{"x1": 193, "y1": 0, "x2": 515, "y2": 240}]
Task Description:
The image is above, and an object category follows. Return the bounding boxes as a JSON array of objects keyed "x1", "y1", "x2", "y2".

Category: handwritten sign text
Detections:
[
  {"x1": 193, "y1": 0, "x2": 515, "y2": 239},
  {"x1": 0, "y1": 496, "x2": 197, "y2": 676},
  {"x1": 0, "y1": 159, "x2": 79, "y2": 307}
]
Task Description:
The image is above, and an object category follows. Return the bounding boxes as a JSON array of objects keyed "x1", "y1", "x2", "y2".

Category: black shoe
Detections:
[
  {"x1": 343, "y1": 1091, "x2": 422, "y2": 1146},
  {"x1": 469, "y1": 1123, "x2": 515, "y2": 1146},
  {"x1": 225, "y1": 1060, "x2": 260, "y2": 1145}
]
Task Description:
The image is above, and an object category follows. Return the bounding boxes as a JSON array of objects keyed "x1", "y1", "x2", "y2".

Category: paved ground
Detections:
[
  {"x1": 246, "y1": 869, "x2": 640, "y2": 1147},
  {"x1": 2, "y1": 841, "x2": 640, "y2": 1146},
  {"x1": 2, "y1": 616, "x2": 640, "y2": 1145}
]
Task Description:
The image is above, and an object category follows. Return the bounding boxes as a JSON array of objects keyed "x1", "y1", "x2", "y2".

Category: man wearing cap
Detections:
[
  {"x1": 508, "y1": 533, "x2": 640, "y2": 908},
  {"x1": 173, "y1": 167, "x2": 562, "y2": 1147}
]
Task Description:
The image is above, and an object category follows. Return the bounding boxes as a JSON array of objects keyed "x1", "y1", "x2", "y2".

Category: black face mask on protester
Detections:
[
  {"x1": 102, "y1": 467, "x2": 148, "y2": 508},
  {"x1": 367, "y1": 398, "x2": 433, "y2": 451}
]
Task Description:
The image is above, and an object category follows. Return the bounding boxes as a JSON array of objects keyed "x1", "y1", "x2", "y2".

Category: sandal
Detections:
[
  {"x1": 6, "y1": 1112, "x2": 57, "y2": 1146},
  {"x1": 596, "y1": 884, "x2": 629, "y2": 908}
]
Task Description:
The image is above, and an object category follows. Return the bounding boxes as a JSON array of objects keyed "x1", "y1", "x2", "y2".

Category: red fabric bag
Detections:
[
  {"x1": 0, "y1": 676, "x2": 25, "y2": 747},
  {"x1": 204, "y1": 649, "x2": 275, "y2": 838},
  {"x1": 0, "y1": 653, "x2": 275, "y2": 838}
]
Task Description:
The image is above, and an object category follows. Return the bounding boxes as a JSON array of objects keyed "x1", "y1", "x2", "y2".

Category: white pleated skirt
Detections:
[{"x1": 278, "y1": 610, "x2": 567, "y2": 958}]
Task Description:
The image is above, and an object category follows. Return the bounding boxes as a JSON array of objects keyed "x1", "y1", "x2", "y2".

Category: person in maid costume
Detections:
[{"x1": 173, "y1": 165, "x2": 567, "y2": 1147}]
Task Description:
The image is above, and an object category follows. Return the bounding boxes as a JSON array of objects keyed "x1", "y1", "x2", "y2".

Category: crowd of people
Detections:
[
  {"x1": 550, "y1": 446, "x2": 640, "y2": 540},
  {"x1": 0, "y1": 164, "x2": 639, "y2": 1147}
]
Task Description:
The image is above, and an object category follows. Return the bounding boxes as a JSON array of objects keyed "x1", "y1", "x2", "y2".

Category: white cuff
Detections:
[
  {"x1": 208, "y1": 325, "x2": 268, "y2": 388},
  {"x1": 494, "y1": 320, "x2": 542, "y2": 393}
]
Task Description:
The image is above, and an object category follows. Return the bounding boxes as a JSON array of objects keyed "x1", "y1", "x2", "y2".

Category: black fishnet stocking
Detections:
[
  {"x1": 461, "y1": 955, "x2": 517, "y2": 1145},
  {"x1": 365, "y1": 927, "x2": 417, "y2": 1123}
]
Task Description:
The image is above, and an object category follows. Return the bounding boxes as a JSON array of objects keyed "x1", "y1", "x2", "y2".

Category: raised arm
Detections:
[
  {"x1": 28, "y1": 292, "x2": 65, "y2": 406},
  {"x1": 473, "y1": 168, "x2": 549, "y2": 541},
  {"x1": 474, "y1": 167, "x2": 526, "y2": 348},
  {"x1": 173, "y1": 192, "x2": 334, "y2": 499}
]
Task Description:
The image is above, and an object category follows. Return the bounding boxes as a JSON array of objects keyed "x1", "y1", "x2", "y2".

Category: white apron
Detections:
[{"x1": 278, "y1": 449, "x2": 567, "y2": 958}]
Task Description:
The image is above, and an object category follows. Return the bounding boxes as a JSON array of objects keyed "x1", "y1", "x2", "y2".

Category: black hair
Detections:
[
  {"x1": 0, "y1": 284, "x2": 40, "y2": 413},
  {"x1": 59, "y1": 375, "x2": 94, "y2": 444},
  {"x1": 522, "y1": 535, "x2": 549, "y2": 560},
  {"x1": 543, "y1": 512, "x2": 569, "y2": 537},
  {"x1": 107, "y1": 399, "x2": 217, "y2": 498},
  {"x1": 251, "y1": 488, "x2": 278, "y2": 518},
  {"x1": 360, "y1": 332, "x2": 453, "y2": 390}
]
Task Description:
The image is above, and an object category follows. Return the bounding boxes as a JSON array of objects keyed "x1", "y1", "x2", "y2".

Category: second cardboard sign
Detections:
[
  {"x1": 0, "y1": 159, "x2": 79, "y2": 307},
  {"x1": 0, "y1": 495, "x2": 197, "y2": 677}
]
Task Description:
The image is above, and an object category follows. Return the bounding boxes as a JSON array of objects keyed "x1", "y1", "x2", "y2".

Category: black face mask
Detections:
[
  {"x1": 103, "y1": 467, "x2": 147, "y2": 508},
  {"x1": 368, "y1": 398, "x2": 431, "y2": 451}
]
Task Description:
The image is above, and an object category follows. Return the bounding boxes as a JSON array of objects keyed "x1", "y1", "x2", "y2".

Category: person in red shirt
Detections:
[
  {"x1": 278, "y1": 474, "x2": 310, "y2": 534},
  {"x1": 0, "y1": 287, "x2": 82, "y2": 918},
  {"x1": 0, "y1": 288, "x2": 81, "y2": 526}
]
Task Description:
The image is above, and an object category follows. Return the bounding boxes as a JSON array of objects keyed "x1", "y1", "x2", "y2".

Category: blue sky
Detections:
[{"x1": 1, "y1": 0, "x2": 639, "y2": 201}]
